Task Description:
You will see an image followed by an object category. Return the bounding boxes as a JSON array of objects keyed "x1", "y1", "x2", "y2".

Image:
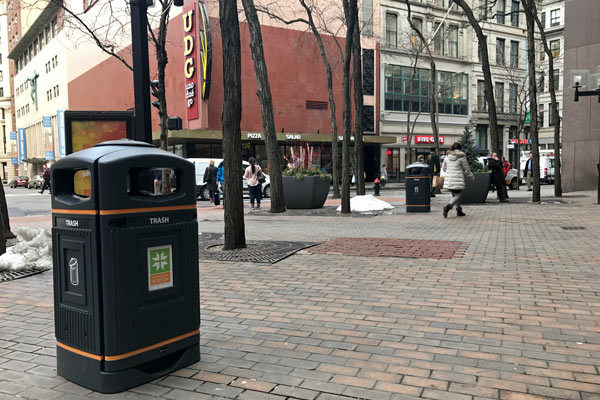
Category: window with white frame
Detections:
[
  {"x1": 385, "y1": 13, "x2": 397, "y2": 49},
  {"x1": 550, "y1": 9, "x2": 560, "y2": 26}
]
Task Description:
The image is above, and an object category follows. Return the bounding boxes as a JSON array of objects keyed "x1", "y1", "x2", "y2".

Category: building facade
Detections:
[
  {"x1": 562, "y1": 0, "x2": 600, "y2": 192},
  {"x1": 536, "y1": 0, "x2": 564, "y2": 151},
  {"x1": 0, "y1": 0, "x2": 14, "y2": 182},
  {"x1": 379, "y1": 0, "x2": 527, "y2": 179}
]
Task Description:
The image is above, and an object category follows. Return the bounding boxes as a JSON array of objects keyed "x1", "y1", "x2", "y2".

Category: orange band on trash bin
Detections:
[
  {"x1": 56, "y1": 329, "x2": 199, "y2": 362},
  {"x1": 104, "y1": 329, "x2": 200, "y2": 361},
  {"x1": 406, "y1": 176, "x2": 428, "y2": 179},
  {"x1": 52, "y1": 209, "x2": 99, "y2": 215},
  {"x1": 56, "y1": 341, "x2": 104, "y2": 360},
  {"x1": 99, "y1": 204, "x2": 197, "y2": 215}
]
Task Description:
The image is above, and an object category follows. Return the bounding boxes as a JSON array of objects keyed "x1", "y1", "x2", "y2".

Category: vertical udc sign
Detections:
[
  {"x1": 147, "y1": 245, "x2": 173, "y2": 291},
  {"x1": 183, "y1": 3, "x2": 199, "y2": 120}
]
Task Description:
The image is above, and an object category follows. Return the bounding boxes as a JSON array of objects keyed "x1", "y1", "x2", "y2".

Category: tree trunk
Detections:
[
  {"x1": 340, "y1": 0, "x2": 356, "y2": 213},
  {"x1": 523, "y1": 1, "x2": 541, "y2": 202},
  {"x1": 527, "y1": 0, "x2": 561, "y2": 196},
  {"x1": 452, "y1": 0, "x2": 499, "y2": 154},
  {"x1": 219, "y1": 0, "x2": 246, "y2": 249},
  {"x1": 352, "y1": 19, "x2": 365, "y2": 196},
  {"x1": 241, "y1": 0, "x2": 285, "y2": 213}
]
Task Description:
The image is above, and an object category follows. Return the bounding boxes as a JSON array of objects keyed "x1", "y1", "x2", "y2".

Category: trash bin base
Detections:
[
  {"x1": 406, "y1": 205, "x2": 431, "y2": 213},
  {"x1": 57, "y1": 343, "x2": 200, "y2": 393}
]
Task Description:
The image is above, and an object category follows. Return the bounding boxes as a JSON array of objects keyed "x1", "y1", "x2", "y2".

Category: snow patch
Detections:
[
  {"x1": 336, "y1": 195, "x2": 394, "y2": 213},
  {"x1": 0, "y1": 227, "x2": 52, "y2": 272}
]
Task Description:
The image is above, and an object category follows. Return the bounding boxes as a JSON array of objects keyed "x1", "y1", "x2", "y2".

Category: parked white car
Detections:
[{"x1": 187, "y1": 158, "x2": 271, "y2": 200}]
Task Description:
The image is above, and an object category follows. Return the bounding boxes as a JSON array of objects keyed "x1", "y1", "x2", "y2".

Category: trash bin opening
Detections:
[
  {"x1": 128, "y1": 168, "x2": 179, "y2": 197},
  {"x1": 74, "y1": 169, "x2": 92, "y2": 198}
]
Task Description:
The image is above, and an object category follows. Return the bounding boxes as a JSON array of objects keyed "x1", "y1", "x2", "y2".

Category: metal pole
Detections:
[{"x1": 130, "y1": 0, "x2": 152, "y2": 144}]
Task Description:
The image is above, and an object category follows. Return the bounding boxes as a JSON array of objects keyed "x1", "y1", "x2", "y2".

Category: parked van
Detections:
[
  {"x1": 519, "y1": 156, "x2": 554, "y2": 184},
  {"x1": 187, "y1": 158, "x2": 271, "y2": 200}
]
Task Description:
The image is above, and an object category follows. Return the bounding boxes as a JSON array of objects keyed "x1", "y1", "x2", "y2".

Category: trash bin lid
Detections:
[{"x1": 94, "y1": 139, "x2": 154, "y2": 148}]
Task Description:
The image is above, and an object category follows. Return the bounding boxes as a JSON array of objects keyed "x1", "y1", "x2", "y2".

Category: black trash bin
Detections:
[
  {"x1": 51, "y1": 139, "x2": 200, "y2": 393},
  {"x1": 405, "y1": 162, "x2": 431, "y2": 212}
]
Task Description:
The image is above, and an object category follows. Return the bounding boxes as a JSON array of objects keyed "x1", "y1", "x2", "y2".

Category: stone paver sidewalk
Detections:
[{"x1": 1, "y1": 188, "x2": 600, "y2": 400}]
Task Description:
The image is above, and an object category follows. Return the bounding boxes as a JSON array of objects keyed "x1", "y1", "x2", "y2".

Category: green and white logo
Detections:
[{"x1": 147, "y1": 245, "x2": 173, "y2": 291}]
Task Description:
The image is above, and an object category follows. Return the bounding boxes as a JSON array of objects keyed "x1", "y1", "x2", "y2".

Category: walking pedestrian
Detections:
[
  {"x1": 426, "y1": 147, "x2": 441, "y2": 197},
  {"x1": 487, "y1": 153, "x2": 509, "y2": 202},
  {"x1": 216, "y1": 161, "x2": 225, "y2": 207},
  {"x1": 380, "y1": 164, "x2": 388, "y2": 187},
  {"x1": 203, "y1": 160, "x2": 218, "y2": 205},
  {"x1": 502, "y1": 157, "x2": 511, "y2": 177},
  {"x1": 524, "y1": 152, "x2": 533, "y2": 191},
  {"x1": 39, "y1": 164, "x2": 51, "y2": 194},
  {"x1": 442, "y1": 142, "x2": 474, "y2": 218},
  {"x1": 243, "y1": 157, "x2": 263, "y2": 209}
]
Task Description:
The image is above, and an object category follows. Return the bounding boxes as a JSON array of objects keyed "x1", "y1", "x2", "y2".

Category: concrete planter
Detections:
[
  {"x1": 282, "y1": 175, "x2": 331, "y2": 209},
  {"x1": 460, "y1": 172, "x2": 491, "y2": 204}
]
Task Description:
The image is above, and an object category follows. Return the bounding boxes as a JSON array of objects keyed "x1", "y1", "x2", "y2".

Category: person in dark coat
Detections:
[
  {"x1": 426, "y1": 147, "x2": 441, "y2": 197},
  {"x1": 203, "y1": 160, "x2": 218, "y2": 204},
  {"x1": 39, "y1": 164, "x2": 51, "y2": 194},
  {"x1": 487, "y1": 153, "x2": 509, "y2": 202}
]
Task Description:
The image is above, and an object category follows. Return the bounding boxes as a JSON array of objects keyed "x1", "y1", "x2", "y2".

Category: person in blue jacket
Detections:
[{"x1": 216, "y1": 161, "x2": 225, "y2": 207}]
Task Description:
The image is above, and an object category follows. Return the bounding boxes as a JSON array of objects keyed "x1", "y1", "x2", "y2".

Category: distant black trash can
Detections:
[
  {"x1": 51, "y1": 139, "x2": 200, "y2": 393},
  {"x1": 405, "y1": 162, "x2": 431, "y2": 212}
]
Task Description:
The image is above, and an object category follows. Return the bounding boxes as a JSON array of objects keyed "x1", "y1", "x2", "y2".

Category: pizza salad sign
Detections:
[{"x1": 183, "y1": 1, "x2": 212, "y2": 120}]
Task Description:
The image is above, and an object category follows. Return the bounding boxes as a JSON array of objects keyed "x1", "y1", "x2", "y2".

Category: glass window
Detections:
[
  {"x1": 550, "y1": 9, "x2": 560, "y2": 26},
  {"x1": 475, "y1": 125, "x2": 488, "y2": 151},
  {"x1": 384, "y1": 65, "x2": 468, "y2": 115},
  {"x1": 477, "y1": 80, "x2": 487, "y2": 111},
  {"x1": 385, "y1": 13, "x2": 397, "y2": 48},
  {"x1": 447, "y1": 26, "x2": 458, "y2": 58},
  {"x1": 549, "y1": 105, "x2": 558, "y2": 126},
  {"x1": 538, "y1": 73, "x2": 545, "y2": 92},
  {"x1": 411, "y1": 18, "x2": 423, "y2": 47},
  {"x1": 433, "y1": 22, "x2": 443, "y2": 55},
  {"x1": 509, "y1": 83, "x2": 518, "y2": 113},
  {"x1": 510, "y1": 41, "x2": 519, "y2": 68},
  {"x1": 540, "y1": 12, "x2": 546, "y2": 28},
  {"x1": 496, "y1": 38, "x2": 505, "y2": 66},
  {"x1": 511, "y1": 1, "x2": 519, "y2": 26},
  {"x1": 495, "y1": 82, "x2": 504, "y2": 113},
  {"x1": 553, "y1": 68, "x2": 560, "y2": 90},
  {"x1": 51, "y1": 17, "x2": 57, "y2": 38},
  {"x1": 497, "y1": 0, "x2": 505, "y2": 24},
  {"x1": 550, "y1": 40, "x2": 560, "y2": 58},
  {"x1": 539, "y1": 104, "x2": 544, "y2": 127}
]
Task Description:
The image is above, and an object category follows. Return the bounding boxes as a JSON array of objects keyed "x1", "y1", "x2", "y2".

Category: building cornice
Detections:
[{"x1": 8, "y1": 1, "x2": 60, "y2": 60}]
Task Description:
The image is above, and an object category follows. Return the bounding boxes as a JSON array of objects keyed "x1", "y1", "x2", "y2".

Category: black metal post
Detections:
[{"x1": 130, "y1": 0, "x2": 152, "y2": 144}]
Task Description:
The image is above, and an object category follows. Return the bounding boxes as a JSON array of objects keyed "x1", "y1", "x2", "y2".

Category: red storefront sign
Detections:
[
  {"x1": 183, "y1": 3, "x2": 199, "y2": 120},
  {"x1": 402, "y1": 135, "x2": 445, "y2": 144},
  {"x1": 509, "y1": 139, "x2": 532, "y2": 144}
]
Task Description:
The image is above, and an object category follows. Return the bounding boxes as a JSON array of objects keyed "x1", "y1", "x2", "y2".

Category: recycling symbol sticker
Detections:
[{"x1": 147, "y1": 245, "x2": 173, "y2": 291}]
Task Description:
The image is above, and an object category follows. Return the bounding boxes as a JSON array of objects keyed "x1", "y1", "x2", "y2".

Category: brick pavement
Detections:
[{"x1": 1, "y1": 188, "x2": 600, "y2": 399}]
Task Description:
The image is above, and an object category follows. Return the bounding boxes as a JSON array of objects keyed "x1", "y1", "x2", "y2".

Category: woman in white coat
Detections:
[{"x1": 442, "y1": 142, "x2": 474, "y2": 218}]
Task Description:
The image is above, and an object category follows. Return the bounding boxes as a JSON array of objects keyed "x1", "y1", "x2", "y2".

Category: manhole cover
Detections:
[
  {"x1": 562, "y1": 226, "x2": 586, "y2": 230},
  {"x1": 0, "y1": 268, "x2": 48, "y2": 283},
  {"x1": 306, "y1": 238, "x2": 467, "y2": 260}
]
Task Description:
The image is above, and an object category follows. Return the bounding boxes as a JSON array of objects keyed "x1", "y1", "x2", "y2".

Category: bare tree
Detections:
[
  {"x1": 404, "y1": 0, "x2": 440, "y2": 157},
  {"x1": 522, "y1": 0, "x2": 541, "y2": 202},
  {"x1": 451, "y1": 0, "x2": 500, "y2": 154},
  {"x1": 220, "y1": 0, "x2": 247, "y2": 249},
  {"x1": 340, "y1": 0, "x2": 357, "y2": 213},
  {"x1": 256, "y1": 0, "x2": 342, "y2": 198},
  {"x1": 240, "y1": 0, "x2": 286, "y2": 212},
  {"x1": 526, "y1": 0, "x2": 561, "y2": 196}
]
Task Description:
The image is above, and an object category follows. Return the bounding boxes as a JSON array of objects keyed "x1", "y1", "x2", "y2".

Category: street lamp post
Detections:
[
  {"x1": 130, "y1": 0, "x2": 152, "y2": 144},
  {"x1": 570, "y1": 69, "x2": 600, "y2": 203}
]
